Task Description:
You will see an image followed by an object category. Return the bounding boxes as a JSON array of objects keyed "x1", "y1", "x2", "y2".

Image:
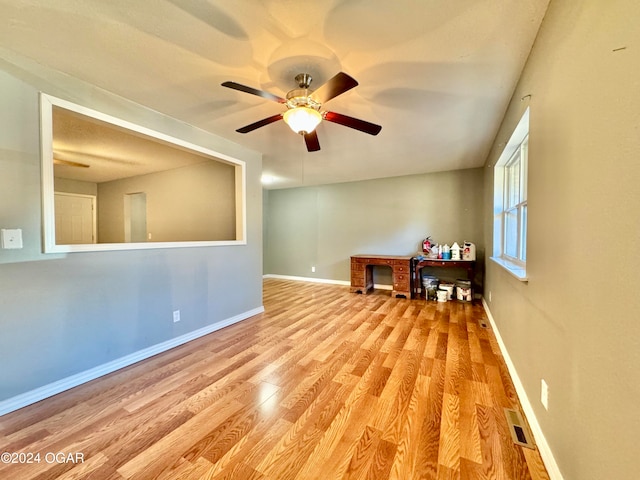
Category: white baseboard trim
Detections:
[
  {"x1": 263, "y1": 273, "x2": 350, "y2": 285},
  {"x1": 0, "y1": 306, "x2": 264, "y2": 417},
  {"x1": 263, "y1": 273, "x2": 393, "y2": 290},
  {"x1": 481, "y1": 298, "x2": 564, "y2": 480}
]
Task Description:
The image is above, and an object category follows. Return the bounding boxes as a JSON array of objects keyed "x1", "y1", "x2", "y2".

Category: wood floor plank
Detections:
[
  {"x1": 0, "y1": 279, "x2": 550, "y2": 480},
  {"x1": 413, "y1": 357, "x2": 446, "y2": 478},
  {"x1": 343, "y1": 425, "x2": 382, "y2": 479},
  {"x1": 522, "y1": 446, "x2": 552, "y2": 480},
  {"x1": 475, "y1": 403, "x2": 508, "y2": 480},
  {"x1": 438, "y1": 392, "x2": 461, "y2": 471},
  {"x1": 116, "y1": 400, "x2": 246, "y2": 480},
  {"x1": 292, "y1": 364, "x2": 380, "y2": 479},
  {"x1": 459, "y1": 380, "x2": 483, "y2": 465},
  {"x1": 212, "y1": 418, "x2": 292, "y2": 479},
  {"x1": 253, "y1": 380, "x2": 352, "y2": 479},
  {"x1": 387, "y1": 373, "x2": 430, "y2": 480}
]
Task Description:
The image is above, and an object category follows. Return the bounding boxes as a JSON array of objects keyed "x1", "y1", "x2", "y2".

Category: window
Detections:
[
  {"x1": 503, "y1": 136, "x2": 528, "y2": 262},
  {"x1": 492, "y1": 108, "x2": 529, "y2": 280}
]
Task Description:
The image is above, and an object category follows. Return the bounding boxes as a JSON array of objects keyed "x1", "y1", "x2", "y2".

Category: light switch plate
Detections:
[{"x1": 1, "y1": 229, "x2": 23, "y2": 249}]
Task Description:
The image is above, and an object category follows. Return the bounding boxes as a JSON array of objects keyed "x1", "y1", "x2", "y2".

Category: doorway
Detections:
[
  {"x1": 124, "y1": 192, "x2": 148, "y2": 243},
  {"x1": 54, "y1": 192, "x2": 96, "y2": 244}
]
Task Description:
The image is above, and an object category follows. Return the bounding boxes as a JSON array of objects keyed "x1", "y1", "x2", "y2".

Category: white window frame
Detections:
[
  {"x1": 502, "y1": 136, "x2": 528, "y2": 265},
  {"x1": 491, "y1": 108, "x2": 529, "y2": 281}
]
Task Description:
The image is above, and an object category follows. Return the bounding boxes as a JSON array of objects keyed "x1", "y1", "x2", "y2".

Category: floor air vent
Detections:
[{"x1": 504, "y1": 408, "x2": 535, "y2": 449}]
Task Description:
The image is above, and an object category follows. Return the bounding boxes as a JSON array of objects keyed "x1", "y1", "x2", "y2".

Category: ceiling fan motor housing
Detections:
[
  {"x1": 285, "y1": 74, "x2": 321, "y2": 111},
  {"x1": 286, "y1": 90, "x2": 320, "y2": 109}
]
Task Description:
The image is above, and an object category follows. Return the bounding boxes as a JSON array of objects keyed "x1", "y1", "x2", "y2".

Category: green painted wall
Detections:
[
  {"x1": 265, "y1": 168, "x2": 484, "y2": 287},
  {"x1": 483, "y1": 1, "x2": 640, "y2": 478}
]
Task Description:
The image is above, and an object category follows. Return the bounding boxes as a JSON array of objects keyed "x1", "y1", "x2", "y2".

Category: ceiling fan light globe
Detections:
[{"x1": 283, "y1": 107, "x2": 322, "y2": 134}]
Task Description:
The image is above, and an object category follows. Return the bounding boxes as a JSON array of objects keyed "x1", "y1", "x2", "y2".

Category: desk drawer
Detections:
[
  {"x1": 354, "y1": 257, "x2": 396, "y2": 266},
  {"x1": 393, "y1": 263, "x2": 409, "y2": 273},
  {"x1": 371, "y1": 258, "x2": 394, "y2": 266},
  {"x1": 351, "y1": 262, "x2": 365, "y2": 272},
  {"x1": 354, "y1": 257, "x2": 373, "y2": 264},
  {"x1": 393, "y1": 274, "x2": 409, "y2": 289}
]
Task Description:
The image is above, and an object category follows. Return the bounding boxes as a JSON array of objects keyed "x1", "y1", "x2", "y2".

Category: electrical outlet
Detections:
[
  {"x1": 173, "y1": 310, "x2": 181, "y2": 323},
  {"x1": 311, "y1": 266, "x2": 316, "y2": 273},
  {"x1": 489, "y1": 291, "x2": 492, "y2": 302},
  {"x1": 541, "y1": 379, "x2": 549, "y2": 410}
]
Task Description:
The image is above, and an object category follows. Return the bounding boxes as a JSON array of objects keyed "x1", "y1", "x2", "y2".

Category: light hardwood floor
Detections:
[{"x1": 0, "y1": 279, "x2": 550, "y2": 479}]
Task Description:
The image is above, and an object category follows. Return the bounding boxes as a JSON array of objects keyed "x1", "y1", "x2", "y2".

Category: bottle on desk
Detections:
[
  {"x1": 451, "y1": 242, "x2": 461, "y2": 260},
  {"x1": 463, "y1": 242, "x2": 476, "y2": 261},
  {"x1": 442, "y1": 244, "x2": 451, "y2": 260}
]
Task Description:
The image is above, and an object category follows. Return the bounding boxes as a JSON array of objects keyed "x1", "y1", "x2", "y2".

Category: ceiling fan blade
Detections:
[
  {"x1": 53, "y1": 158, "x2": 90, "y2": 168},
  {"x1": 323, "y1": 111, "x2": 382, "y2": 136},
  {"x1": 310, "y1": 72, "x2": 358, "y2": 104},
  {"x1": 221, "y1": 81, "x2": 286, "y2": 104},
  {"x1": 304, "y1": 131, "x2": 321, "y2": 152},
  {"x1": 236, "y1": 113, "x2": 283, "y2": 133}
]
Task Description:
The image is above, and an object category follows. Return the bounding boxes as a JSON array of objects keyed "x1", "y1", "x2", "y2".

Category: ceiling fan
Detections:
[
  {"x1": 221, "y1": 72, "x2": 381, "y2": 152},
  {"x1": 53, "y1": 158, "x2": 90, "y2": 168}
]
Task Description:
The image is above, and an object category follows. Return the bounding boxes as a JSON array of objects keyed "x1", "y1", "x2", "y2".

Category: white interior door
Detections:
[{"x1": 54, "y1": 192, "x2": 96, "y2": 244}]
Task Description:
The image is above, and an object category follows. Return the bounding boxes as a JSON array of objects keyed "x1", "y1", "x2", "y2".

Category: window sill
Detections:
[{"x1": 490, "y1": 257, "x2": 528, "y2": 282}]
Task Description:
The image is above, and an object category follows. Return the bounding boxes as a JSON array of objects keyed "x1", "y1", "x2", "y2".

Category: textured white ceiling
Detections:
[
  {"x1": 52, "y1": 106, "x2": 215, "y2": 183},
  {"x1": 0, "y1": 0, "x2": 550, "y2": 189}
]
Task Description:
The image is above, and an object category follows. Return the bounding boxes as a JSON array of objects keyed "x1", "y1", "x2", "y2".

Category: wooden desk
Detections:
[
  {"x1": 413, "y1": 258, "x2": 476, "y2": 298},
  {"x1": 350, "y1": 254, "x2": 412, "y2": 298}
]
